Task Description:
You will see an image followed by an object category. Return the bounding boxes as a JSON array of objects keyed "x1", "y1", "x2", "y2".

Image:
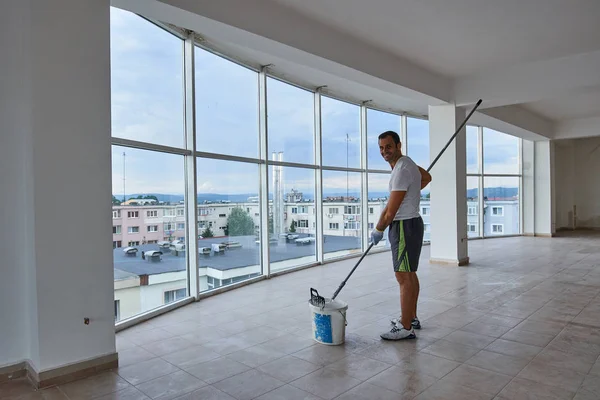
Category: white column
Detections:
[
  {"x1": 522, "y1": 140, "x2": 555, "y2": 236},
  {"x1": 0, "y1": 0, "x2": 115, "y2": 377},
  {"x1": 428, "y1": 105, "x2": 469, "y2": 265},
  {"x1": 522, "y1": 140, "x2": 535, "y2": 235}
]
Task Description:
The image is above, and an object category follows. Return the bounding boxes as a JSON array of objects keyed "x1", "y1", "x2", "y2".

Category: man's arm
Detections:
[
  {"x1": 418, "y1": 166, "x2": 432, "y2": 190},
  {"x1": 375, "y1": 190, "x2": 406, "y2": 232}
]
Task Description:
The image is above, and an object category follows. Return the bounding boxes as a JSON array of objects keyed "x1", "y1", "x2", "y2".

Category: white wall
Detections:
[
  {"x1": 0, "y1": 0, "x2": 115, "y2": 373},
  {"x1": 0, "y1": 0, "x2": 36, "y2": 368},
  {"x1": 555, "y1": 137, "x2": 600, "y2": 229}
]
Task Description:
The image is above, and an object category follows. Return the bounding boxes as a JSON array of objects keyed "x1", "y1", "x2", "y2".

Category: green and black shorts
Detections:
[{"x1": 389, "y1": 217, "x2": 424, "y2": 272}]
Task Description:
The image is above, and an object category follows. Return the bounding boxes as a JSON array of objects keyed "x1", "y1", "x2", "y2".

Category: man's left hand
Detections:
[{"x1": 370, "y1": 229, "x2": 384, "y2": 245}]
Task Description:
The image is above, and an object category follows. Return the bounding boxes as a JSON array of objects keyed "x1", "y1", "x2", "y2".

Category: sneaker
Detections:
[
  {"x1": 390, "y1": 317, "x2": 421, "y2": 330},
  {"x1": 380, "y1": 325, "x2": 416, "y2": 341}
]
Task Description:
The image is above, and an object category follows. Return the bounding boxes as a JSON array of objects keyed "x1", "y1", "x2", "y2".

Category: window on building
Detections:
[
  {"x1": 421, "y1": 207, "x2": 430, "y2": 216},
  {"x1": 298, "y1": 206, "x2": 308, "y2": 214},
  {"x1": 177, "y1": 223, "x2": 185, "y2": 230},
  {"x1": 128, "y1": 241, "x2": 140, "y2": 247},
  {"x1": 219, "y1": 214, "x2": 226, "y2": 217},
  {"x1": 298, "y1": 220, "x2": 309, "y2": 228},
  {"x1": 344, "y1": 205, "x2": 360, "y2": 214},
  {"x1": 113, "y1": 210, "x2": 121, "y2": 219},
  {"x1": 468, "y1": 224, "x2": 476, "y2": 232},
  {"x1": 163, "y1": 288, "x2": 186, "y2": 304},
  {"x1": 164, "y1": 223, "x2": 175, "y2": 232},
  {"x1": 291, "y1": 207, "x2": 298, "y2": 214},
  {"x1": 329, "y1": 223, "x2": 339, "y2": 230},
  {"x1": 127, "y1": 211, "x2": 139, "y2": 218},
  {"x1": 113, "y1": 240, "x2": 122, "y2": 248},
  {"x1": 128, "y1": 226, "x2": 139, "y2": 234},
  {"x1": 247, "y1": 208, "x2": 250, "y2": 213},
  {"x1": 328, "y1": 208, "x2": 339, "y2": 214},
  {"x1": 468, "y1": 207, "x2": 477, "y2": 215},
  {"x1": 344, "y1": 221, "x2": 360, "y2": 230},
  {"x1": 164, "y1": 209, "x2": 176, "y2": 217},
  {"x1": 146, "y1": 210, "x2": 158, "y2": 217},
  {"x1": 113, "y1": 225, "x2": 121, "y2": 234},
  {"x1": 492, "y1": 206, "x2": 504, "y2": 216},
  {"x1": 369, "y1": 223, "x2": 374, "y2": 229},
  {"x1": 177, "y1": 209, "x2": 185, "y2": 216},
  {"x1": 369, "y1": 207, "x2": 374, "y2": 214},
  {"x1": 147, "y1": 225, "x2": 158, "y2": 232},
  {"x1": 424, "y1": 223, "x2": 431, "y2": 232},
  {"x1": 147, "y1": 240, "x2": 157, "y2": 244},
  {"x1": 492, "y1": 224, "x2": 504, "y2": 234}
]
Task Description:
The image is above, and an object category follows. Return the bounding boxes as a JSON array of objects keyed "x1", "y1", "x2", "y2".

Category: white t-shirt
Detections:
[{"x1": 388, "y1": 155, "x2": 422, "y2": 220}]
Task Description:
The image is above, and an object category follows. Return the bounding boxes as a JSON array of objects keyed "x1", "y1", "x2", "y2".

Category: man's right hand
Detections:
[{"x1": 370, "y1": 229, "x2": 384, "y2": 245}]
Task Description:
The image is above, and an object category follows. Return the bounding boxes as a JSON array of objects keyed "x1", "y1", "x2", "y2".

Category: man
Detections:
[{"x1": 371, "y1": 131, "x2": 431, "y2": 340}]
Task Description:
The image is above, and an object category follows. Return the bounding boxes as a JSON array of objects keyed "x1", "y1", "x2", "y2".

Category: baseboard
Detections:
[
  {"x1": 23, "y1": 353, "x2": 119, "y2": 389},
  {"x1": 0, "y1": 361, "x2": 27, "y2": 384},
  {"x1": 430, "y1": 257, "x2": 470, "y2": 266},
  {"x1": 523, "y1": 233, "x2": 554, "y2": 237}
]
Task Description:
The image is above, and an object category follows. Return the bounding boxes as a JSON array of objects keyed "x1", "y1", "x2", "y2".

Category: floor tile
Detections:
[
  {"x1": 575, "y1": 375, "x2": 600, "y2": 399},
  {"x1": 475, "y1": 314, "x2": 523, "y2": 329},
  {"x1": 325, "y1": 354, "x2": 392, "y2": 381},
  {"x1": 421, "y1": 339, "x2": 480, "y2": 362},
  {"x1": 161, "y1": 345, "x2": 221, "y2": 369},
  {"x1": 0, "y1": 380, "x2": 69, "y2": 400},
  {"x1": 517, "y1": 360, "x2": 587, "y2": 392},
  {"x1": 500, "y1": 327, "x2": 557, "y2": 347},
  {"x1": 260, "y1": 335, "x2": 316, "y2": 354},
  {"x1": 292, "y1": 344, "x2": 350, "y2": 367},
  {"x1": 93, "y1": 387, "x2": 151, "y2": 400},
  {"x1": 366, "y1": 367, "x2": 438, "y2": 396},
  {"x1": 444, "y1": 330, "x2": 497, "y2": 349},
  {"x1": 253, "y1": 384, "x2": 322, "y2": 400},
  {"x1": 184, "y1": 357, "x2": 250, "y2": 384},
  {"x1": 485, "y1": 338, "x2": 543, "y2": 360},
  {"x1": 213, "y1": 369, "x2": 285, "y2": 400},
  {"x1": 533, "y1": 347, "x2": 597, "y2": 374},
  {"x1": 496, "y1": 377, "x2": 575, "y2": 400},
  {"x1": 414, "y1": 379, "x2": 493, "y2": 400},
  {"x1": 335, "y1": 382, "x2": 402, "y2": 400},
  {"x1": 394, "y1": 352, "x2": 461, "y2": 379},
  {"x1": 118, "y1": 347, "x2": 157, "y2": 368},
  {"x1": 465, "y1": 350, "x2": 530, "y2": 376},
  {"x1": 441, "y1": 364, "x2": 512, "y2": 396},
  {"x1": 141, "y1": 337, "x2": 196, "y2": 357},
  {"x1": 290, "y1": 368, "x2": 361, "y2": 400},
  {"x1": 136, "y1": 371, "x2": 206, "y2": 400},
  {"x1": 58, "y1": 372, "x2": 131, "y2": 400},
  {"x1": 257, "y1": 355, "x2": 321, "y2": 383},
  {"x1": 118, "y1": 358, "x2": 180, "y2": 386},
  {"x1": 226, "y1": 344, "x2": 286, "y2": 368},
  {"x1": 461, "y1": 322, "x2": 512, "y2": 338},
  {"x1": 171, "y1": 385, "x2": 236, "y2": 400}
]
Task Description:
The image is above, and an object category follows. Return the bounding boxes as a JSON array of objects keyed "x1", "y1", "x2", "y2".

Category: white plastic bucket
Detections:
[{"x1": 308, "y1": 299, "x2": 348, "y2": 345}]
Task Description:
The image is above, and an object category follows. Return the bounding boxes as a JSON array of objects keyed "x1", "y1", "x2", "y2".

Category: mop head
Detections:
[{"x1": 309, "y1": 288, "x2": 326, "y2": 308}]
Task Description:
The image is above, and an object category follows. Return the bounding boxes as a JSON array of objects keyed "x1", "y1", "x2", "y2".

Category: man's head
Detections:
[{"x1": 378, "y1": 131, "x2": 402, "y2": 165}]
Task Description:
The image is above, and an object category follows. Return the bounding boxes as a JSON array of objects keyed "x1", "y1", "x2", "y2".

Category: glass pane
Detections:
[
  {"x1": 195, "y1": 48, "x2": 259, "y2": 158},
  {"x1": 367, "y1": 109, "x2": 400, "y2": 171},
  {"x1": 321, "y1": 97, "x2": 360, "y2": 168},
  {"x1": 367, "y1": 173, "x2": 390, "y2": 249},
  {"x1": 270, "y1": 166, "x2": 316, "y2": 272},
  {"x1": 483, "y1": 177, "x2": 520, "y2": 236},
  {"x1": 467, "y1": 125, "x2": 479, "y2": 174},
  {"x1": 323, "y1": 171, "x2": 362, "y2": 259},
  {"x1": 406, "y1": 117, "x2": 430, "y2": 169},
  {"x1": 483, "y1": 128, "x2": 520, "y2": 174},
  {"x1": 112, "y1": 146, "x2": 186, "y2": 322},
  {"x1": 196, "y1": 158, "x2": 261, "y2": 292},
  {"x1": 467, "y1": 176, "x2": 480, "y2": 238},
  {"x1": 110, "y1": 8, "x2": 184, "y2": 148},
  {"x1": 267, "y1": 78, "x2": 314, "y2": 165}
]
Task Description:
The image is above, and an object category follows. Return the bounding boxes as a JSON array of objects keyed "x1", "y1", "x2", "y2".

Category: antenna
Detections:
[{"x1": 122, "y1": 151, "x2": 126, "y2": 203}]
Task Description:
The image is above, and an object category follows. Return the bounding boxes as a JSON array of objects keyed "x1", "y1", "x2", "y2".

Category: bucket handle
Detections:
[{"x1": 338, "y1": 310, "x2": 348, "y2": 327}]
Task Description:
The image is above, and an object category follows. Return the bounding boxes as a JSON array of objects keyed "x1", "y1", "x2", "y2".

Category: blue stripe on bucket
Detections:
[{"x1": 314, "y1": 313, "x2": 333, "y2": 344}]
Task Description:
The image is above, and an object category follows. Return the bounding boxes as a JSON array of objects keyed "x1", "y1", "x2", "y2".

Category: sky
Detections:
[{"x1": 110, "y1": 7, "x2": 521, "y2": 198}]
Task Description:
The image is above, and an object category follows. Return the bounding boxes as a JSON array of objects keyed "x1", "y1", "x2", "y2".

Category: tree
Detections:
[
  {"x1": 289, "y1": 220, "x2": 297, "y2": 233},
  {"x1": 201, "y1": 226, "x2": 214, "y2": 238},
  {"x1": 223, "y1": 224, "x2": 229, "y2": 236},
  {"x1": 112, "y1": 195, "x2": 121, "y2": 205},
  {"x1": 226, "y1": 207, "x2": 255, "y2": 236}
]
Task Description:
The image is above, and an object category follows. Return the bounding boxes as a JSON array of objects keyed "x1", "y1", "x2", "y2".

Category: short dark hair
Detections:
[{"x1": 378, "y1": 130, "x2": 401, "y2": 144}]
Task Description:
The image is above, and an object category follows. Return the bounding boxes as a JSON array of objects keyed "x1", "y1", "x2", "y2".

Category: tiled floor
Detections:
[{"x1": 4, "y1": 233, "x2": 600, "y2": 399}]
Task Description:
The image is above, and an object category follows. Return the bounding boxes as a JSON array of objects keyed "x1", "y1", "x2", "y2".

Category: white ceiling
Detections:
[
  {"x1": 122, "y1": 0, "x2": 600, "y2": 138},
  {"x1": 268, "y1": 0, "x2": 600, "y2": 78}
]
